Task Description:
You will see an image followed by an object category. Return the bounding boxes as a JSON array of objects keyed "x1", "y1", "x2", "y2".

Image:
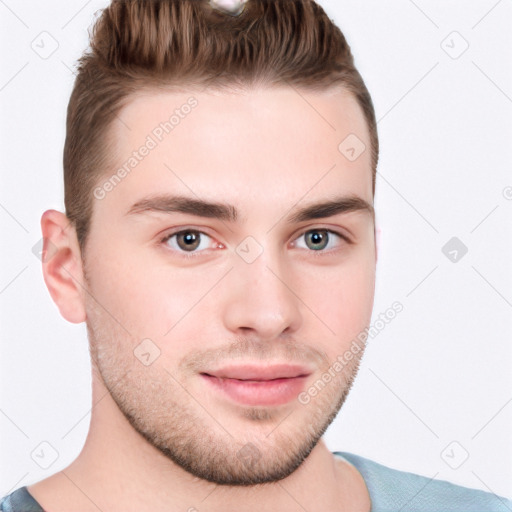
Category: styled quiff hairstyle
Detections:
[{"x1": 64, "y1": 0, "x2": 378, "y2": 254}]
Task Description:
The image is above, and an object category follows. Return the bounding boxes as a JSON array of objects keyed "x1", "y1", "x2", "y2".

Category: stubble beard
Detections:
[{"x1": 84, "y1": 294, "x2": 364, "y2": 486}]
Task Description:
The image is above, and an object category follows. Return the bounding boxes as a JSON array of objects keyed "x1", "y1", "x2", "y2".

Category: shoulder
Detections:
[
  {"x1": 0, "y1": 486, "x2": 44, "y2": 512},
  {"x1": 333, "y1": 451, "x2": 512, "y2": 512}
]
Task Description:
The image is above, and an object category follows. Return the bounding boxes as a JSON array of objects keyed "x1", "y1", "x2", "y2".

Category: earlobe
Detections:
[{"x1": 40, "y1": 209, "x2": 86, "y2": 324}]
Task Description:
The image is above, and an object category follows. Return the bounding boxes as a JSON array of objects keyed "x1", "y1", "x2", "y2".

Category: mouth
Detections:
[{"x1": 200, "y1": 364, "x2": 312, "y2": 406}]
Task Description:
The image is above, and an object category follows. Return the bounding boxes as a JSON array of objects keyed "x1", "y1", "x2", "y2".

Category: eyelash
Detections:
[{"x1": 159, "y1": 227, "x2": 352, "y2": 260}]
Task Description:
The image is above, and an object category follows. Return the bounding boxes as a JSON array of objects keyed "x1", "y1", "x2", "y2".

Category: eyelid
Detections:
[
  {"x1": 159, "y1": 227, "x2": 221, "y2": 258},
  {"x1": 291, "y1": 227, "x2": 352, "y2": 255},
  {"x1": 294, "y1": 225, "x2": 352, "y2": 243}
]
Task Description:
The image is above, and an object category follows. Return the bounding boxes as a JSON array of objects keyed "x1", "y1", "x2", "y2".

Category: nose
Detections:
[{"x1": 222, "y1": 246, "x2": 303, "y2": 341}]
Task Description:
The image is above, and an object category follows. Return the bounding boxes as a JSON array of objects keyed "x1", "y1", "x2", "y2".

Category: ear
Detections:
[{"x1": 40, "y1": 209, "x2": 86, "y2": 324}]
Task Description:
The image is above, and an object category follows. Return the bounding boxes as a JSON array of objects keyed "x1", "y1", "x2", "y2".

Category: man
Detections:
[{"x1": 1, "y1": 0, "x2": 510, "y2": 510}]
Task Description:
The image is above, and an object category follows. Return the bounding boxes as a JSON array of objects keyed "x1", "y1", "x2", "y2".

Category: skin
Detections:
[{"x1": 30, "y1": 85, "x2": 377, "y2": 511}]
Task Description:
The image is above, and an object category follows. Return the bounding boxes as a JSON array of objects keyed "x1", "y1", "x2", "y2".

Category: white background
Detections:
[{"x1": 1, "y1": 0, "x2": 511, "y2": 502}]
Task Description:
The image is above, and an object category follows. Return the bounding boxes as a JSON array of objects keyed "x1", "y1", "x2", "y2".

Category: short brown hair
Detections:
[{"x1": 64, "y1": 0, "x2": 379, "y2": 254}]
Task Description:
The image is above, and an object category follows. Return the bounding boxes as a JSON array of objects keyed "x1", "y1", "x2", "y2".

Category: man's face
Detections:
[{"x1": 82, "y1": 86, "x2": 376, "y2": 485}]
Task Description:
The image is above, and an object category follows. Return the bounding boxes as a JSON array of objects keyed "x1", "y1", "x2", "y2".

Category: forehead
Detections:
[{"x1": 99, "y1": 86, "x2": 373, "y2": 219}]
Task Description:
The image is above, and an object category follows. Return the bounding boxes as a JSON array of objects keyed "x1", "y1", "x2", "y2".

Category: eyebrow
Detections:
[{"x1": 125, "y1": 194, "x2": 374, "y2": 224}]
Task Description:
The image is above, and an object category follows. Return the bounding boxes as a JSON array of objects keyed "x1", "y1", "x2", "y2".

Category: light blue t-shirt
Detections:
[
  {"x1": 1, "y1": 452, "x2": 511, "y2": 511},
  {"x1": 334, "y1": 451, "x2": 512, "y2": 511}
]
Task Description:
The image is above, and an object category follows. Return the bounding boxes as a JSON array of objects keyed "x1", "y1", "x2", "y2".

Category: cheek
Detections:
[
  {"x1": 86, "y1": 250, "x2": 223, "y2": 350},
  {"x1": 300, "y1": 256, "x2": 375, "y2": 345},
  {"x1": 84, "y1": 251, "x2": 169, "y2": 339}
]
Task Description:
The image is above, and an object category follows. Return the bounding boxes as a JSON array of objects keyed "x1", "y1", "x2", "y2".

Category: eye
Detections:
[
  {"x1": 292, "y1": 228, "x2": 350, "y2": 254},
  {"x1": 159, "y1": 227, "x2": 350, "y2": 259},
  {"x1": 160, "y1": 229, "x2": 221, "y2": 257}
]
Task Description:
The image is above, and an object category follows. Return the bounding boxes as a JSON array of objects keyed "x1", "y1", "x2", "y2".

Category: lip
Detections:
[
  {"x1": 200, "y1": 364, "x2": 312, "y2": 406},
  {"x1": 202, "y1": 363, "x2": 312, "y2": 381}
]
